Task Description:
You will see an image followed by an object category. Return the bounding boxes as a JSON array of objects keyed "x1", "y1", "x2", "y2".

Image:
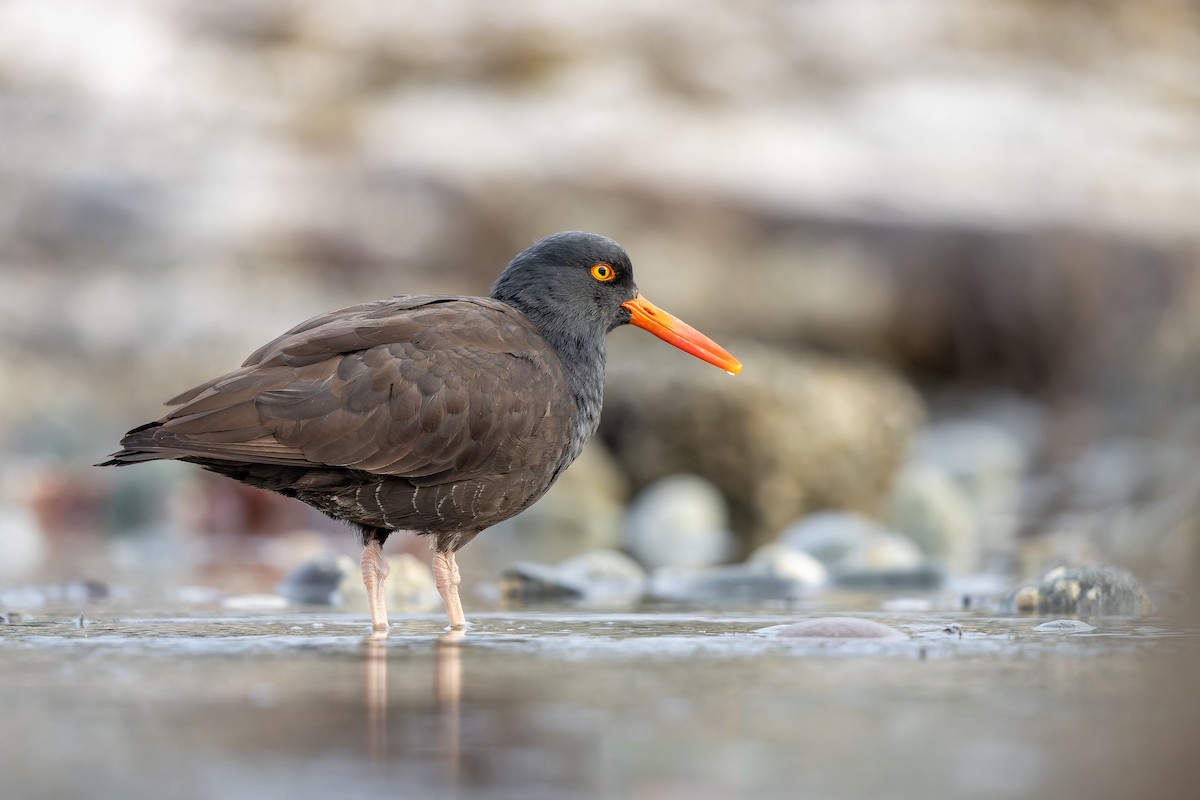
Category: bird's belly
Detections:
[{"x1": 291, "y1": 464, "x2": 559, "y2": 538}]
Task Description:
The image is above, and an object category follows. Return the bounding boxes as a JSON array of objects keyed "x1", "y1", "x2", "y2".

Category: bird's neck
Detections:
[
  {"x1": 552, "y1": 325, "x2": 607, "y2": 460},
  {"x1": 503, "y1": 301, "x2": 608, "y2": 456}
]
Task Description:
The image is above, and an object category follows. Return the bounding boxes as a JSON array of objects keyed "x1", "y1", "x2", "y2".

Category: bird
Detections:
[{"x1": 100, "y1": 232, "x2": 742, "y2": 634}]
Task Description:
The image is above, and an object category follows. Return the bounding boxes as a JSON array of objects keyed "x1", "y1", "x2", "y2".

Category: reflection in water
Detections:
[
  {"x1": 434, "y1": 630, "x2": 464, "y2": 785},
  {"x1": 0, "y1": 613, "x2": 1193, "y2": 799},
  {"x1": 362, "y1": 631, "x2": 464, "y2": 781},
  {"x1": 362, "y1": 634, "x2": 388, "y2": 762}
]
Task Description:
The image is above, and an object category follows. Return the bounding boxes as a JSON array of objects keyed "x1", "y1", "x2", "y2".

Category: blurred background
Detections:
[{"x1": 1, "y1": 0, "x2": 1198, "y2": 614}]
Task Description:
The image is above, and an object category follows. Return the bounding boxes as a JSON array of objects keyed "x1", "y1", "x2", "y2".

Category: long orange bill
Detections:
[{"x1": 622, "y1": 294, "x2": 743, "y2": 375}]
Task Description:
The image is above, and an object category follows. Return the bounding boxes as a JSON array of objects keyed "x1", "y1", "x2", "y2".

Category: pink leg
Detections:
[
  {"x1": 360, "y1": 540, "x2": 391, "y2": 634},
  {"x1": 432, "y1": 550, "x2": 467, "y2": 631}
]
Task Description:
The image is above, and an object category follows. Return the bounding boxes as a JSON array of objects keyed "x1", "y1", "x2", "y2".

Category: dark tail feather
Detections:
[{"x1": 96, "y1": 421, "x2": 168, "y2": 467}]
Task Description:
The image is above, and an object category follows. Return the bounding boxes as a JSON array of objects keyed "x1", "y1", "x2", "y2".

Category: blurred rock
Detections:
[
  {"x1": 602, "y1": 343, "x2": 923, "y2": 552},
  {"x1": 910, "y1": 420, "x2": 1028, "y2": 549},
  {"x1": 623, "y1": 474, "x2": 734, "y2": 569},
  {"x1": 470, "y1": 442, "x2": 628, "y2": 571},
  {"x1": 777, "y1": 511, "x2": 882, "y2": 565},
  {"x1": 776, "y1": 510, "x2": 941, "y2": 589},
  {"x1": 0, "y1": 579, "x2": 109, "y2": 610},
  {"x1": 837, "y1": 530, "x2": 924, "y2": 573},
  {"x1": 833, "y1": 562, "x2": 945, "y2": 592},
  {"x1": 386, "y1": 553, "x2": 442, "y2": 612},
  {"x1": 885, "y1": 463, "x2": 979, "y2": 572},
  {"x1": 221, "y1": 593, "x2": 289, "y2": 611},
  {"x1": 746, "y1": 544, "x2": 828, "y2": 589},
  {"x1": 0, "y1": 507, "x2": 45, "y2": 583},
  {"x1": 879, "y1": 228, "x2": 1189, "y2": 396},
  {"x1": 770, "y1": 617, "x2": 907, "y2": 640},
  {"x1": 1007, "y1": 564, "x2": 1149, "y2": 617},
  {"x1": 501, "y1": 562, "x2": 585, "y2": 601},
  {"x1": 278, "y1": 553, "x2": 351, "y2": 606},
  {"x1": 1033, "y1": 619, "x2": 1096, "y2": 633},
  {"x1": 502, "y1": 549, "x2": 646, "y2": 604},
  {"x1": 558, "y1": 549, "x2": 646, "y2": 601},
  {"x1": 647, "y1": 563, "x2": 814, "y2": 605}
]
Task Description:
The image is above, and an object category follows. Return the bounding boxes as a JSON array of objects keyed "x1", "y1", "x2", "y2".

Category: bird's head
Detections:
[{"x1": 491, "y1": 231, "x2": 742, "y2": 375}]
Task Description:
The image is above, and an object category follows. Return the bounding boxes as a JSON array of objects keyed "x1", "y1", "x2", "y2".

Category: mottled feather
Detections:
[{"x1": 103, "y1": 295, "x2": 577, "y2": 549}]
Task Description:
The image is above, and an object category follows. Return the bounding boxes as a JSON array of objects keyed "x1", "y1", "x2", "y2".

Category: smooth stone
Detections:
[
  {"x1": 880, "y1": 597, "x2": 936, "y2": 612},
  {"x1": 0, "y1": 507, "x2": 45, "y2": 583},
  {"x1": 0, "y1": 580, "x2": 110, "y2": 610},
  {"x1": 778, "y1": 512, "x2": 941, "y2": 590},
  {"x1": 833, "y1": 562, "x2": 945, "y2": 591},
  {"x1": 278, "y1": 553, "x2": 349, "y2": 605},
  {"x1": 910, "y1": 420, "x2": 1027, "y2": 545},
  {"x1": 1033, "y1": 619, "x2": 1097, "y2": 633},
  {"x1": 501, "y1": 561, "x2": 587, "y2": 601},
  {"x1": 624, "y1": 474, "x2": 735, "y2": 569},
  {"x1": 746, "y1": 544, "x2": 828, "y2": 588},
  {"x1": 837, "y1": 530, "x2": 924, "y2": 572},
  {"x1": 557, "y1": 549, "x2": 647, "y2": 602},
  {"x1": 221, "y1": 593, "x2": 289, "y2": 611},
  {"x1": 885, "y1": 462, "x2": 979, "y2": 572},
  {"x1": 1033, "y1": 564, "x2": 1148, "y2": 617},
  {"x1": 385, "y1": 553, "x2": 443, "y2": 612},
  {"x1": 776, "y1": 511, "x2": 884, "y2": 566},
  {"x1": 602, "y1": 342, "x2": 923, "y2": 551},
  {"x1": 648, "y1": 563, "x2": 813, "y2": 604},
  {"x1": 773, "y1": 617, "x2": 907, "y2": 640},
  {"x1": 502, "y1": 549, "x2": 647, "y2": 604},
  {"x1": 1006, "y1": 583, "x2": 1041, "y2": 613}
]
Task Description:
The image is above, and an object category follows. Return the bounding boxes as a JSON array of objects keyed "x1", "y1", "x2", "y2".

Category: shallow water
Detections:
[{"x1": 1, "y1": 607, "x2": 1196, "y2": 800}]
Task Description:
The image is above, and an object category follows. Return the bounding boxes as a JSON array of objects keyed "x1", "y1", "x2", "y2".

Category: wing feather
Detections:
[{"x1": 112, "y1": 296, "x2": 572, "y2": 486}]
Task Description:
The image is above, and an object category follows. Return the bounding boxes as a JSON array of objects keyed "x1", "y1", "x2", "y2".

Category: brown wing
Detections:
[{"x1": 107, "y1": 296, "x2": 573, "y2": 486}]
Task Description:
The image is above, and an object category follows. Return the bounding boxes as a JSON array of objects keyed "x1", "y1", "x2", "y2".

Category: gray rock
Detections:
[
  {"x1": 746, "y1": 544, "x2": 828, "y2": 589},
  {"x1": 0, "y1": 508, "x2": 45, "y2": 583},
  {"x1": 221, "y1": 594, "x2": 289, "y2": 611},
  {"x1": 624, "y1": 474, "x2": 734, "y2": 569},
  {"x1": 502, "y1": 549, "x2": 646, "y2": 604},
  {"x1": 833, "y1": 562, "x2": 946, "y2": 591},
  {"x1": 601, "y1": 342, "x2": 923, "y2": 552},
  {"x1": 771, "y1": 617, "x2": 907, "y2": 640},
  {"x1": 1033, "y1": 619, "x2": 1097, "y2": 633},
  {"x1": 501, "y1": 561, "x2": 587, "y2": 601},
  {"x1": 885, "y1": 462, "x2": 980, "y2": 572},
  {"x1": 278, "y1": 553, "x2": 348, "y2": 605},
  {"x1": 777, "y1": 511, "x2": 943, "y2": 590},
  {"x1": 648, "y1": 564, "x2": 813, "y2": 605},
  {"x1": 837, "y1": 530, "x2": 924, "y2": 573},
  {"x1": 1014, "y1": 564, "x2": 1149, "y2": 617},
  {"x1": 558, "y1": 549, "x2": 647, "y2": 601},
  {"x1": 910, "y1": 420, "x2": 1027, "y2": 547},
  {"x1": 383, "y1": 553, "x2": 443, "y2": 612},
  {"x1": 776, "y1": 511, "x2": 882, "y2": 566}
]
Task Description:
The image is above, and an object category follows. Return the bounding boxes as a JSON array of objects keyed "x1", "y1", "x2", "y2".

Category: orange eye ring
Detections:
[{"x1": 590, "y1": 263, "x2": 616, "y2": 282}]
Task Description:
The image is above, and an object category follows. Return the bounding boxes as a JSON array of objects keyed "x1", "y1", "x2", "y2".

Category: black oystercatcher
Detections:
[{"x1": 100, "y1": 232, "x2": 741, "y2": 633}]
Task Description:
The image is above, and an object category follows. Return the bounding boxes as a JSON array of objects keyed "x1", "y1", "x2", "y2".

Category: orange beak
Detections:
[{"x1": 622, "y1": 294, "x2": 743, "y2": 375}]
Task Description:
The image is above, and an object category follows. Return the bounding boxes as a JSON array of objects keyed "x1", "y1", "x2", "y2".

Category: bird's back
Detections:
[{"x1": 103, "y1": 295, "x2": 581, "y2": 548}]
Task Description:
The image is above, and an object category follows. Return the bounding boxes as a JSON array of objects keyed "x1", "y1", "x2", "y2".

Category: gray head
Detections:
[
  {"x1": 490, "y1": 231, "x2": 640, "y2": 335},
  {"x1": 491, "y1": 231, "x2": 743, "y2": 375}
]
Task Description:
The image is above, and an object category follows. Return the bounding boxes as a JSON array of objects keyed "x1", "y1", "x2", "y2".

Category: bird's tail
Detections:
[{"x1": 95, "y1": 422, "x2": 173, "y2": 466}]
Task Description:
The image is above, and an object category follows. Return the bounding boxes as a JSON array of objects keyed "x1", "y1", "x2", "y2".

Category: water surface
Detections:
[{"x1": 1, "y1": 608, "x2": 1194, "y2": 799}]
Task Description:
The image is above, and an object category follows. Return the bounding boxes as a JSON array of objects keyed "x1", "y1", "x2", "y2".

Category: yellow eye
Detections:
[{"x1": 590, "y1": 263, "x2": 616, "y2": 282}]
